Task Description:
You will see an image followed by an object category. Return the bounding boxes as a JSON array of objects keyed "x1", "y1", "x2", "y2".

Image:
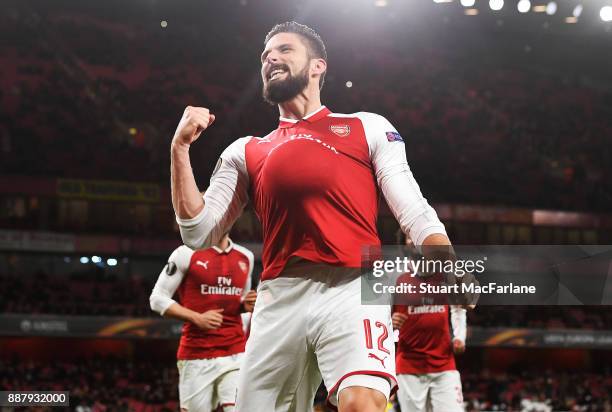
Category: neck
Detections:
[
  {"x1": 277, "y1": 85, "x2": 322, "y2": 120},
  {"x1": 217, "y1": 236, "x2": 230, "y2": 251}
]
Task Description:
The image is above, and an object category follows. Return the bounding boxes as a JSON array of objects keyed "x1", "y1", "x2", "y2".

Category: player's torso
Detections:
[
  {"x1": 179, "y1": 248, "x2": 249, "y2": 317},
  {"x1": 244, "y1": 108, "x2": 380, "y2": 277},
  {"x1": 396, "y1": 304, "x2": 455, "y2": 373},
  {"x1": 246, "y1": 118, "x2": 373, "y2": 198},
  {"x1": 400, "y1": 305, "x2": 450, "y2": 345},
  {"x1": 177, "y1": 247, "x2": 249, "y2": 359}
]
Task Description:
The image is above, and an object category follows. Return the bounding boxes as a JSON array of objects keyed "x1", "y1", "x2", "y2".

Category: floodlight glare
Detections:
[
  {"x1": 573, "y1": 4, "x2": 583, "y2": 18},
  {"x1": 546, "y1": 2, "x2": 557, "y2": 15},
  {"x1": 601, "y1": 6, "x2": 612, "y2": 21},
  {"x1": 490, "y1": 0, "x2": 504, "y2": 11},
  {"x1": 517, "y1": 0, "x2": 531, "y2": 13}
]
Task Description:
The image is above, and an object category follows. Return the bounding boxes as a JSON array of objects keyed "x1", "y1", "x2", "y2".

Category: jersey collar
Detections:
[
  {"x1": 278, "y1": 105, "x2": 331, "y2": 129},
  {"x1": 212, "y1": 238, "x2": 234, "y2": 254}
]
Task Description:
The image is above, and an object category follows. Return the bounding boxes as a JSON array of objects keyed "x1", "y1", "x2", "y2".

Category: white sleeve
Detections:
[
  {"x1": 233, "y1": 243, "x2": 255, "y2": 301},
  {"x1": 176, "y1": 137, "x2": 250, "y2": 250},
  {"x1": 357, "y1": 112, "x2": 447, "y2": 247},
  {"x1": 450, "y1": 305, "x2": 467, "y2": 343},
  {"x1": 149, "y1": 245, "x2": 193, "y2": 315}
]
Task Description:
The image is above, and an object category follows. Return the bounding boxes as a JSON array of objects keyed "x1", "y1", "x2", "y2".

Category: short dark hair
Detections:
[{"x1": 264, "y1": 21, "x2": 327, "y2": 90}]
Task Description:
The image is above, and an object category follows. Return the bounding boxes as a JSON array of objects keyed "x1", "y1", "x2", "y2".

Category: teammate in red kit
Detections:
[
  {"x1": 169, "y1": 21, "x2": 455, "y2": 412},
  {"x1": 149, "y1": 234, "x2": 256, "y2": 412},
  {"x1": 392, "y1": 293, "x2": 467, "y2": 412}
]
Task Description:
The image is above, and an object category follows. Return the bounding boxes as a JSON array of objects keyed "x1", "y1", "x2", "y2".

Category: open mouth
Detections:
[{"x1": 268, "y1": 66, "x2": 288, "y2": 81}]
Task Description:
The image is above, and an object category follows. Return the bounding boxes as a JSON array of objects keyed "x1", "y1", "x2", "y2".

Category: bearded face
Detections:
[
  {"x1": 260, "y1": 32, "x2": 316, "y2": 105},
  {"x1": 262, "y1": 61, "x2": 310, "y2": 105}
]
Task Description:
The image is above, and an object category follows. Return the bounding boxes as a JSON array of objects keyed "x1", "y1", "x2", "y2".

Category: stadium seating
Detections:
[
  {"x1": 2, "y1": 269, "x2": 611, "y2": 329},
  {"x1": 1, "y1": 4, "x2": 610, "y2": 212}
]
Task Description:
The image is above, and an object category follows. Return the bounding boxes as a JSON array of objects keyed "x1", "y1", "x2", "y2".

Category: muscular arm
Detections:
[
  {"x1": 171, "y1": 141, "x2": 205, "y2": 220},
  {"x1": 171, "y1": 106, "x2": 215, "y2": 220},
  {"x1": 170, "y1": 108, "x2": 250, "y2": 249}
]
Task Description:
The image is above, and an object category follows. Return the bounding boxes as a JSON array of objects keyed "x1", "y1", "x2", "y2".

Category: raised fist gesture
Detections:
[{"x1": 172, "y1": 106, "x2": 215, "y2": 147}]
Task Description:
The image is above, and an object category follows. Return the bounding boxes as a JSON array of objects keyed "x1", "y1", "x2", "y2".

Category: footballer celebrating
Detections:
[
  {"x1": 149, "y1": 234, "x2": 256, "y2": 412},
  {"x1": 169, "y1": 21, "x2": 453, "y2": 412}
]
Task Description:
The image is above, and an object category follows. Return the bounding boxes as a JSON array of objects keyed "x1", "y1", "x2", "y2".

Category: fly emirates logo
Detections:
[
  {"x1": 200, "y1": 276, "x2": 243, "y2": 296},
  {"x1": 407, "y1": 305, "x2": 446, "y2": 315}
]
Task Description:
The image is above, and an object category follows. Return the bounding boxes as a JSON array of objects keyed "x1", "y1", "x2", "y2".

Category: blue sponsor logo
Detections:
[{"x1": 386, "y1": 131, "x2": 403, "y2": 142}]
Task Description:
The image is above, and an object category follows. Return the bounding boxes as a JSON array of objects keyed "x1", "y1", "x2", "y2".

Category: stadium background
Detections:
[{"x1": 1, "y1": 0, "x2": 611, "y2": 410}]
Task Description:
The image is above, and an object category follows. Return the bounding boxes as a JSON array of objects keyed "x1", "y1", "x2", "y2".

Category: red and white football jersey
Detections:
[
  {"x1": 150, "y1": 241, "x2": 254, "y2": 360},
  {"x1": 394, "y1": 272, "x2": 466, "y2": 374},
  {"x1": 180, "y1": 106, "x2": 447, "y2": 281},
  {"x1": 244, "y1": 107, "x2": 382, "y2": 278}
]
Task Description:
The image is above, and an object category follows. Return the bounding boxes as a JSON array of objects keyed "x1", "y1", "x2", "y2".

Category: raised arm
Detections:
[
  {"x1": 171, "y1": 106, "x2": 215, "y2": 219},
  {"x1": 170, "y1": 106, "x2": 250, "y2": 249}
]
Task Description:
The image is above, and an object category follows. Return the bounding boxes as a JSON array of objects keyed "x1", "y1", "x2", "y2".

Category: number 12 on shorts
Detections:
[{"x1": 363, "y1": 319, "x2": 390, "y2": 354}]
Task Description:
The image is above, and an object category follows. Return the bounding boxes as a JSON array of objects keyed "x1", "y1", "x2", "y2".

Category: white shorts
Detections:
[
  {"x1": 235, "y1": 265, "x2": 397, "y2": 412},
  {"x1": 177, "y1": 353, "x2": 243, "y2": 411},
  {"x1": 397, "y1": 370, "x2": 464, "y2": 412}
]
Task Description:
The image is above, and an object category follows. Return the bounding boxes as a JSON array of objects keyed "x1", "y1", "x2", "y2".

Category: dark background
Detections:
[{"x1": 1, "y1": 0, "x2": 612, "y2": 410}]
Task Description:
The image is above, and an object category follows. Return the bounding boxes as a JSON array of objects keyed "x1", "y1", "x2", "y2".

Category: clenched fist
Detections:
[{"x1": 172, "y1": 106, "x2": 216, "y2": 147}]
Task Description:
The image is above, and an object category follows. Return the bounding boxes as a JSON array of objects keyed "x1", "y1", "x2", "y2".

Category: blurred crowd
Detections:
[
  {"x1": 1, "y1": 2, "x2": 611, "y2": 213},
  {"x1": 0, "y1": 270, "x2": 153, "y2": 318},
  {"x1": 0, "y1": 358, "x2": 178, "y2": 412},
  {"x1": 468, "y1": 305, "x2": 612, "y2": 330},
  {"x1": 1, "y1": 3, "x2": 611, "y2": 412},
  {"x1": 1, "y1": 269, "x2": 611, "y2": 330},
  {"x1": 461, "y1": 368, "x2": 612, "y2": 412},
  {"x1": 1, "y1": 357, "x2": 610, "y2": 411}
]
